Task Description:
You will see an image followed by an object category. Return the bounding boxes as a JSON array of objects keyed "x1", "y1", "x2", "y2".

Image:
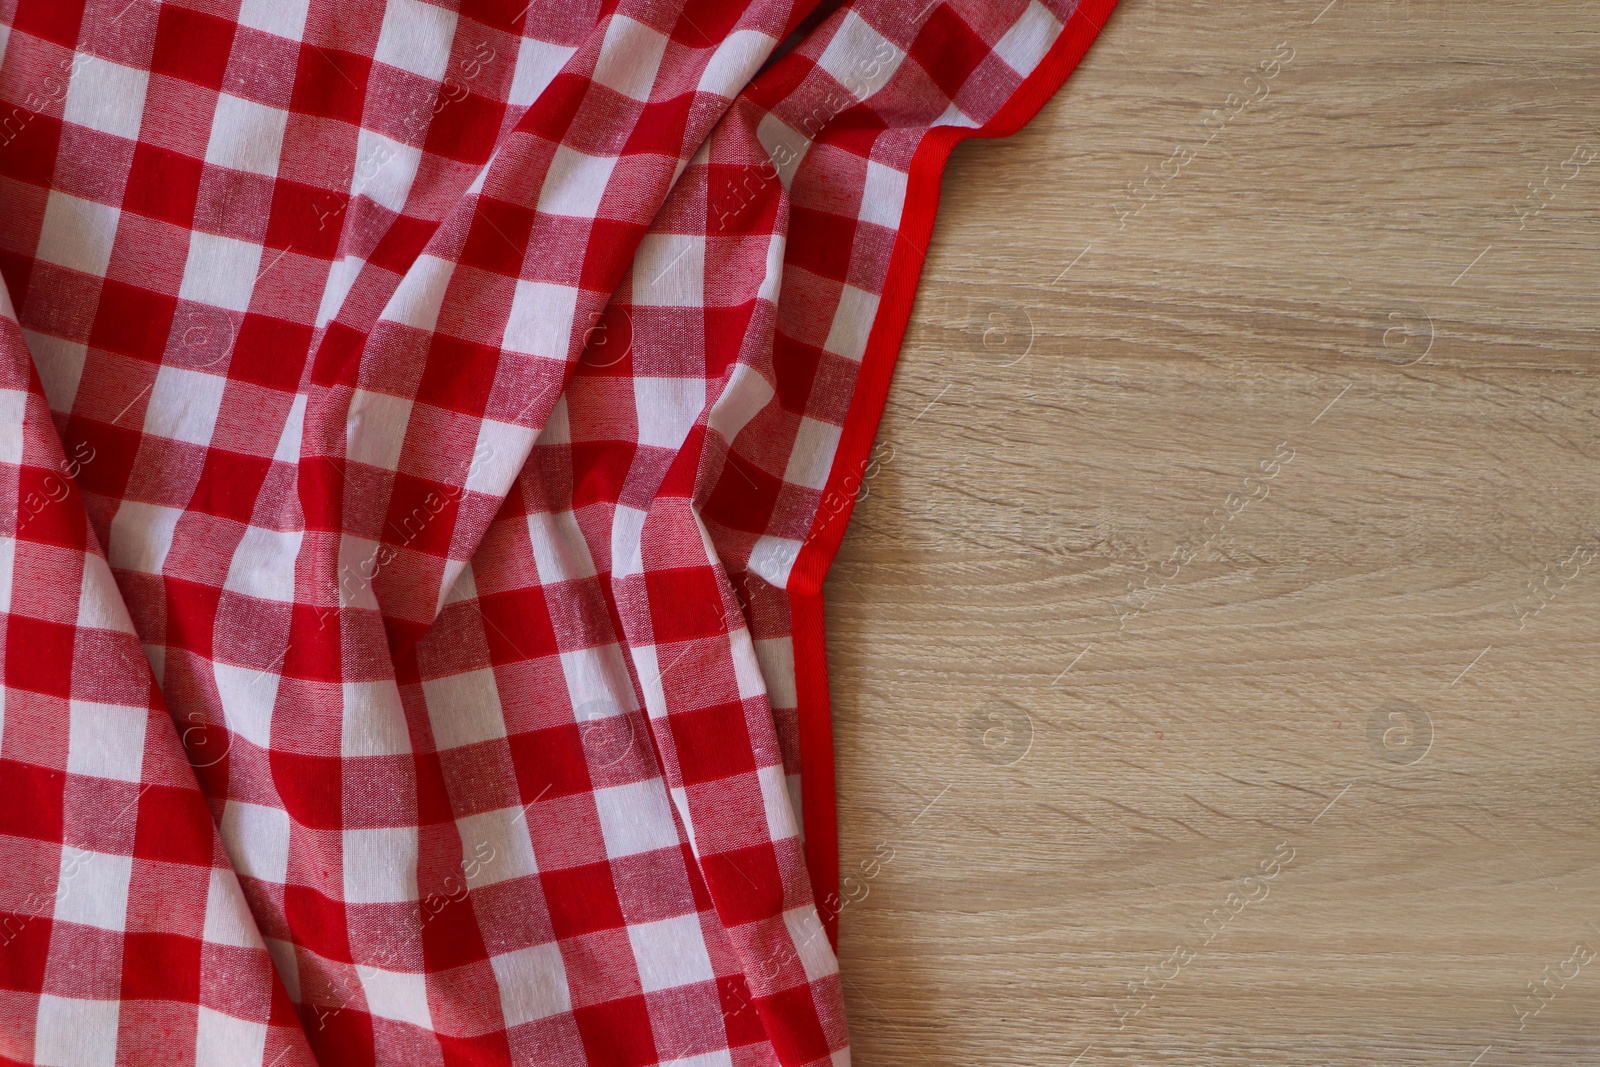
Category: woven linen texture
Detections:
[{"x1": 0, "y1": 0, "x2": 1090, "y2": 1063}]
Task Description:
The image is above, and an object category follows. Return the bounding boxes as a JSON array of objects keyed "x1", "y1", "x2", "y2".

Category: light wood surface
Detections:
[{"x1": 824, "y1": 1, "x2": 1600, "y2": 1063}]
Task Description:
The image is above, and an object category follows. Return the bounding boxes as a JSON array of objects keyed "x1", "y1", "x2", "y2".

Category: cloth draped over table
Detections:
[{"x1": 0, "y1": 0, "x2": 1112, "y2": 1063}]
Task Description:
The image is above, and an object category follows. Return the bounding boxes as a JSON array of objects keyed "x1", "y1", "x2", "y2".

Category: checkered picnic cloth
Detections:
[{"x1": 0, "y1": 0, "x2": 1113, "y2": 1063}]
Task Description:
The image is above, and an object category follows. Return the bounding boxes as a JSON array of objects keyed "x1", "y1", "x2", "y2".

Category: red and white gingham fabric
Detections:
[{"x1": 0, "y1": 0, "x2": 1113, "y2": 1063}]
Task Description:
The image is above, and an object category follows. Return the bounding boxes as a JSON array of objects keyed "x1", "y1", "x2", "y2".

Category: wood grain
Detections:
[{"x1": 824, "y1": 1, "x2": 1600, "y2": 1063}]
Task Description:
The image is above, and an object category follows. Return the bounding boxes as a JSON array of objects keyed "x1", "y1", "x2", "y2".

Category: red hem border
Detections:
[{"x1": 785, "y1": 0, "x2": 1121, "y2": 951}]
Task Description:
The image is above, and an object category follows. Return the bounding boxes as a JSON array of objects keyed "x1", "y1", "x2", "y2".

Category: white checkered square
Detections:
[
  {"x1": 195, "y1": 1006, "x2": 268, "y2": 1067},
  {"x1": 558, "y1": 646, "x2": 633, "y2": 713},
  {"x1": 357, "y1": 965, "x2": 432, "y2": 1028},
  {"x1": 933, "y1": 97, "x2": 979, "y2": 129},
  {"x1": 144, "y1": 365, "x2": 227, "y2": 446},
  {"x1": 265, "y1": 939, "x2": 300, "y2": 1001},
  {"x1": 665, "y1": 1054, "x2": 734, "y2": 1067},
  {"x1": 525, "y1": 510, "x2": 598, "y2": 585},
  {"x1": 629, "y1": 644, "x2": 667, "y2": 720},
  {"x1": 337, "y1": 535, "x2": 383, "y2": 611},
  {"x1": 592, "y1": 779, "x2": 679, "y2": 858},
  {"x1": 343, "y1": 826, "x2": 419, "y2": 903},
  {"x1": 728, "y1": 628, "x2": 764, "y2": 701},
  {"x1": 994, "y1": 1, "x2": 1064, "y2": 76},
  {"x1": 508, "y1": 36, "x2": 577, "y2": 107},
  {"x1": 317, "y1": 254, "x2": 364, "y2": 328},
  {"x1": 21, "y1": 330, "x2": 87, "y2": 413},
  {"x1": 462, "y1": 417, "x2": 536, "y2": 496},
  {"x1": 273, "y1": 394, "x2": 307, "y2": 462},
  {"x1": 817, "y1": 10, "x2": 906, "y2": 101},
  {"x1": 375, "y1": 0, "x2": 458, "y2": 81},
  {"x1": 441, "y1": 560, "x2": 477, "y2": 606},
  {"x1": 345, "y1": 388, "x2": 414, "y2": 471},
  {"x1": 381, "y1": 254, "x2": 454, "y2": 333},
  {"x1": 54, "y1": 848, "x2": 134, "y2": 933},
  {"x1": 592, "y1": 16, "x2": 669, "y2": 103},
  {"x1": 537, "y1": 145, "x2": 619, "y2": 218},
  {"x1": 422, "y1": 668, "x2": 506, "y2": 750},
  {"x1": 860, "y1": 159, "x2": 907, "y2": 229},
  {"x1": 107, "y1": 501, "x2": 184, "y2": 576},
  {"x1": 179, "y1": 232, "x2": 264, "y2": 313},
  {"x1": 633, "y1": 376, "x2": 702, "y2": 448},
  {"x1": 221, "y1": 801, "x2": 292, "y2": 883},
  {"x1": 633, "y1": 235, "x2": 705, "y2": 307},
  {"x1": 696, "y1": 30, "x2": 776, "y2": 98},
  {"x1": 824, "y1": 284, "x2": 879, "y2": 361},
  {"x1": 342, "y1": 680, "x2": 413, "y2": 757},
  {"x1": 62, "y1": 56, "x2": 148, "y2": 140},
  {"x1": 755, "y1": 113, "x2": 809, "y2": 188},
  {"x1": 76, "y1": 555, "x2": 137, "y2": 634},
  {"x1": 746, "y1": 534, "x2": 802, "y2": 587},
  {"x1": 35, "y1": 191, "x2": 119, "y2": 277},
  {"x1": 213, "y1": 661, "x2": 281, "y2": 750},
  {"x1": 456, "y1": 808, "x2": 538, "y2": 888},
  {"x1": 668, "y1": 784, "x2": 697, "y2": 852},
  {"x1": 783, "y1": 906, "x2": 839, "y2": 982},
  {"x1": 783, "y1": 416, "x2": 842, "y2": 490},
  {"x1": 752, "y1": 638, "x2": 797, "y2": 709},
  {"x1": 202, "y1": 867, "x2": 262, "y2": 948},
  {"x1": 353, "y1": 128, "x2": 423, "y2": 214},
  {"x1": 491, "y1": 943, "x2": 571, "y2": 1027},
  {"x1": 757, "y1": 762, "x2": 799, "y2": 843},
  {"x1": 0, "y1": 536, "x2": 13, "y2": 619},
  {"x1": 503, "y1": 280, "x2": 578, "y2": 361},
  {"x1": 205, "y1": 93, "x2": 290, "y2": 178},
  {"x1": 610, "y1": 504, "x2": 647, "y2": 578},
  {"x1": 705, "y1": 362, "x2": 773, "y2": 445},
  {"x1": 236, "y1": 0, "x2": 311, "y2": 39},
  {"x1": 627, "y1": 913, "x2": 715, "y2": 993},
  {"x1": 0, "y1": 388, "x2": 25, "y2": 465},
  {"x1": 33, "y1": 995, "x2": 119, "y2": 1067},
  {"x1": 225, "y1": 524, "x2": 305, "y2": 604},
  {"x1": 65, "y1": 701, "x2": 146, "y2": 783}
]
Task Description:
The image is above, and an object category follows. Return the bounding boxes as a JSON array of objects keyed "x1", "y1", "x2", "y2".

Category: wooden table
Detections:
[{"x1": 825, "y1": 1, "x2": 1600, "y2": 1062}]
